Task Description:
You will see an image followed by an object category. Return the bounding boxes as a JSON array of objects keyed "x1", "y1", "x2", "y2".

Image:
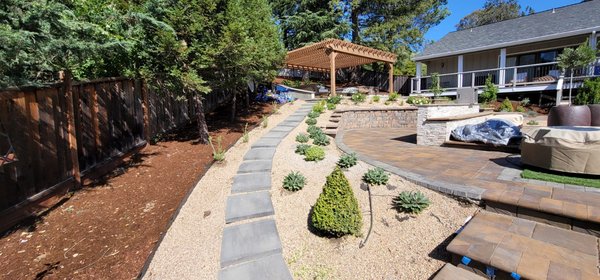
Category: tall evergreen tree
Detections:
[
  {"x1": 271, "y1": 0, "x2": 348, "y2": 50},
  {"x1": 456, "y1": 0, "x2": 534, "y2": 30}
]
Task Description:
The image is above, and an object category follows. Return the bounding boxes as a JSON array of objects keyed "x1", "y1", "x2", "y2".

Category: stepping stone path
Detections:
[{"x1": 219, "y1": 102, "x2": 315, "y2": 280}]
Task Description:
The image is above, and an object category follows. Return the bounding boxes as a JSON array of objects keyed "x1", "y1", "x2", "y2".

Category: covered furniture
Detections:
[{"x1": 521, "y1": 126, "x2": 600, "y2": 175}]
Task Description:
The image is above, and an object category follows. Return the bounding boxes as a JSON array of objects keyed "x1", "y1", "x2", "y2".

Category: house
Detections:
[{"x1": 411, "y1": 0, "x2": 600, "y2": 103}]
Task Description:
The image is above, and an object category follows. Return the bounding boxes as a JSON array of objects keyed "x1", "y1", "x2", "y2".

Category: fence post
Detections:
[
  {"x1": 90, "y1": 84, "x2": 101, "y2": 156},
  {"x1": 141, "y1": 80, "x2": 150, "y2": 141},
  {"x1": 63, "y1": 71, "x2": 81, "y2": 186}
]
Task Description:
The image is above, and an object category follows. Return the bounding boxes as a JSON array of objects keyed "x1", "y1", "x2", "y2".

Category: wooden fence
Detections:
[{"x1": 0, "y1": 78, "x2": 232, "y2": 231}]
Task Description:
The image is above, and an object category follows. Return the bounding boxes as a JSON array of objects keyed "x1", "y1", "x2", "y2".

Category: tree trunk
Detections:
[
  {"x1": 351, "y1": 3, "x2": 360, "y2": 43},
  {"x1": 196, "y1": 95, "x2": 209, "y2": 144},
  {"x1": 230, "y1": 90, "x2": 237, "y2": 123},
  {"x1": 245, "y1": 90, "x2": 250, "y2": 112},
  {"x1": 569, "y1": 72, "x2": 574, "y2": 105}
]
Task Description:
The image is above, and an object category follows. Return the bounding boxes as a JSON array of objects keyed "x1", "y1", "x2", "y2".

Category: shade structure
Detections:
[{"x1": 284, "y1": 39, "x2": 398, "y2": 95}]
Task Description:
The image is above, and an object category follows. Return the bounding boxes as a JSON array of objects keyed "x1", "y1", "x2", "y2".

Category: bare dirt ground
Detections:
[{"x1": 0, "y1": 102, "x2": 273, "y2": 280}]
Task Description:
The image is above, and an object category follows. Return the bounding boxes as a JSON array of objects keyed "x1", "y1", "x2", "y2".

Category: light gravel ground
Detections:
[
  {"x1": 272, "y1": 103, "x2": 480, "y2": 280},
  {"x1": 142, "y1": 100, "x2": 306, "y2": 280}
]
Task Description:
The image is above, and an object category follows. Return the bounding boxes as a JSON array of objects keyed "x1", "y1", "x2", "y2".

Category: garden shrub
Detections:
[
  {"x1": 388, "y1": 92, "x2": 399, "y2": 101},
  {"x1": 327, "y1": 95, "x2": 342, "y2": 105},
  {"x1": 311, "y1": 167, "x2": 362, "y2": 237},
  {"x1": 308, "y1": 111, "x2": 321, "y2": 118},
  {"x1": 326, "y1": 103, "x2": 336, "y2": 110},
  {"x1": 372, "y1": 95, "x2": 380, "y2": 103},
  {"x1": 261, "y1": 115, "x2": 268, "y2": 128},
  {"x1": 516, "y1": 105, "x2": 526, "y2": 113},
  {"x1": 337, "y1": 153, "x2": 357, "y2": 169},
  {"x1": 479, "y1": 75, "x2": 498, "y2": 104},
  {"x1": 283, "y1": 171, "x2": 306, "y2": 191},
  {"x1": 351, "y1": 92, "x2": 367, "y2": 103},
  {"x1": 307, "y1": 126, "x2": 324, "y2": 139},
  {"x1": 392, "y1": 191, "x2": 431, "y2": 214},
  {"x1": 295, "y1": 144, "x2": 311, "y2": 155},
  {"x1": 574, "y1": 78, "x2": 600, "y2": 105},
  {"x1": 312, "y1": 133, "x2": 330, "y2": 146},
  {"x1": 304, "y1": 146, "x2": 325, "y2": 161},
  {"x1": 295, "y1": 133, "x2": 309, "y2": 143},
  {"x1": 384, "y1": 100, "x2": 391, "y2": 105},
  {"x1": 305, "y1": 117, "x2": 317, "y2": 125},
  {"x1": 242, "y1": 123, "x2": 249, "y2": 143},
  {"x1": 362, "y1": 167, "x2": 389, "y2": 186},
  {"x1": 406, "y1": 96, "x2": 431, "y2": 105},
  {"x1": 499, "y1": 98, "x2": 514, "y2": 112},
  {"x1": 312, "y1": 103, "x2": 325, "y2": 113},
  {"x1": 527, "y1": 120, "x2": 539, "y2": 125}
]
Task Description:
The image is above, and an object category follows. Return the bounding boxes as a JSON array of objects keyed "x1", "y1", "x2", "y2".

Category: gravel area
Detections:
[
  {"x1": 272, "y1": 103, "x2": 480, "y2": 279},
  {"x1": 142, "y1": 100, "x2": 306, "y2": 280}
]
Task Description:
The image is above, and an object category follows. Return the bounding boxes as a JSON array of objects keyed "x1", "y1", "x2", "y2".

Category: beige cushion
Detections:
[{"x1": 521, "y1": 126, "x2": 600, "y2": 175}]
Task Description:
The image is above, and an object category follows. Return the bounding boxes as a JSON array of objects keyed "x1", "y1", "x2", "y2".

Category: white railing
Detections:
[{"x1": 411, "y1": 59, "x2": 600, "y2": 93}]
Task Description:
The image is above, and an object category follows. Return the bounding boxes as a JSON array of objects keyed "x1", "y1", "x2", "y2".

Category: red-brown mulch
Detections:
[{"x1": 0, "y1": 102, "x2": 273, "y2": 280}]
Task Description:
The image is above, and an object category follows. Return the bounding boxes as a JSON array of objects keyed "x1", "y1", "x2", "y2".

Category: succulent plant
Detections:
[
  {"x1": 362, "y1": 167, "x2": 389, "y2": 186},
  {"x1": 295, "y1": 133, "x2": 309, "y2": 143},
  {"x1": 283, "y1": 171, "x2": 306, "y2": 191},
  {"x1": 392, "y1": 191, "x2": 431, "y2": 214},
  {"x1": 312, "y1": 133, "x2": 330, "y2": 146},
  {"x1": 304, "y1": 146, "x2": 325, "y2": 161},
  {"x1": 295, "y1": 144, "x2": 311, "y2": 155},
  {"x1": 337, "y1": 153, "x2": 358, "y2": 169}
]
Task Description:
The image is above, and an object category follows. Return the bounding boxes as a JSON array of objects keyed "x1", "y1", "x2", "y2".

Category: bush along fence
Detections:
[{"x1": 0, "y1": 77, "x2": 233, "y2": 232}]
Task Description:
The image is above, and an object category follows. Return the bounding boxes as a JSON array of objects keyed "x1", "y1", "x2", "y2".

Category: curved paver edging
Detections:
[
  {"x1": 335, "y1": 129, "x2": 486, "y2": 201},
  {"x1": 218, "y1": 102, "x2": 315, "y2": 280}
]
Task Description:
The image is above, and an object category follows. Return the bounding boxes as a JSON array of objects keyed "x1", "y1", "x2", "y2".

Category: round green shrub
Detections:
[
  {"x1": 326, "y1": 103, "x2": 336, "y2": 110},
  {"x1": 305, "y1": 117, "x2": 317, "y2": 125},
  {"x1": 295, "y1": 133, "x2": 309, "y2": 143},
  {"x1": 283, "y1": 171, "x2": 306, "y2": 191},
  {"x1": 499, "y1": 98, "x2": 514, "y2": 112},
  {"x1": 304, "y1": 146, "x2": 325, "y2": 161},
  {"x1": 307, "y1": 111, "x2": 321, "y2": 118},
  {"x1": 337, "y1": 153, "x2": 358, "y2": 169},
  {"x1": 295, "y1": 144, "x2": 311, "y2": 155},
  {"x1": 311, "y1": 167, "x2": 363, "y2": 237},
  {"x1": 312, "y1": 133, "x2": 330, "y2": 146},
  {"x1": 312, "y1": 103, "x2": 325, "y2": 113}
]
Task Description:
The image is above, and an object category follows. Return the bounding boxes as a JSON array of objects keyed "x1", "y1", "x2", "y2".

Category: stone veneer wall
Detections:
[
  {"x1": 416, "y1": 104, "x2": 481, "y2": 146},
  {"x1": 338, "y1": 108, "x2": 418, "y2": 130}
]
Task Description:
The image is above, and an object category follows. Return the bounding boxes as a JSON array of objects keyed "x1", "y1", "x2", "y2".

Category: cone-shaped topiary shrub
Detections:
[{"x1": 311, "y1": 167, "x2": 363, "y2": 237}]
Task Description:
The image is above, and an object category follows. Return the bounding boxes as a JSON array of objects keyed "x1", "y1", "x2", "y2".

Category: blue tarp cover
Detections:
[{"x1": 451, "y1": 119, "x2": 521, "y2": 146}]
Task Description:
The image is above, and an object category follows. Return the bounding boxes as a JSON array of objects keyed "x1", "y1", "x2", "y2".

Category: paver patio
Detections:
[{"x1": 338, "y1": 128, "x2": 600, "y2": 226}]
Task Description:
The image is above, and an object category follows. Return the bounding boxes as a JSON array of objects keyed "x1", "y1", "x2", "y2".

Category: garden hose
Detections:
[{"x1": 359, "y1": 184, "x2": 374, "y2": 248}]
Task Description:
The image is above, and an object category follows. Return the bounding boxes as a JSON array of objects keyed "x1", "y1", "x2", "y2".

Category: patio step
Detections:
[
  {"x1": 432, "y1": 263, "x2": 485, "y2": 280},
  {"x1": 483, "y1": 184, "x2": 600, "y2": 237},
  {"x1": 323, "y1": 129, "x2": 337, "y2": 137},
  {"x1": 323, "y1": 123, "x2": 338, "y2": 129},
  {"x1": 447, "y1": 211, "x2": 599, "y2": 280}
]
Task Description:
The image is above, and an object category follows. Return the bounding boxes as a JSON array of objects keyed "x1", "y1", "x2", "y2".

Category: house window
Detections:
[
  {"x1": 518, "y1": 54, "x2": 536, "y2": 65},
  {"x1": 539, "y1": 51, "x2": 557, "y2": 63}
]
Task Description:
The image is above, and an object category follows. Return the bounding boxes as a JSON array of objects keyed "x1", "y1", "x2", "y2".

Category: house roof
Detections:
[
  {"x1": 285, "y1": 39, "x2": 397, "y2": 72},
  {"x1": 415, "y1": 0, "x2": 600, "y2": 61}
]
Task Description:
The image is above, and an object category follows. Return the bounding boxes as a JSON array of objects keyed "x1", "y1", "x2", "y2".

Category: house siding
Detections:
[{"x1": 506, "y1": 35, "x2": 588, "y2": 55}]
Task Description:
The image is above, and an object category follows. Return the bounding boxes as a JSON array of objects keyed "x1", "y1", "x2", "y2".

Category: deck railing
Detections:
[{"x1": 411, "y1": 59, "x2": 600, "y2": 93}]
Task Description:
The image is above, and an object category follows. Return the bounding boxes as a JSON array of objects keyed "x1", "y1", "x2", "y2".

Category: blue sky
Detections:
[{"x1": 425, "y1": 0, "x2": 581, "y2": 42}]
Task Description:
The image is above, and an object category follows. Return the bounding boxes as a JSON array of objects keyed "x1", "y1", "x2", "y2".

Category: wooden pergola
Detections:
[{"x1": 285, "y1": 39, "x2": 398, "y2": 95}]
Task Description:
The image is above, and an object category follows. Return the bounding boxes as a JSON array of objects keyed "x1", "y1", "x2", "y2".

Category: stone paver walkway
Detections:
[{"x1": 219, "y1": 102, "x2": 313, "y2": 280}]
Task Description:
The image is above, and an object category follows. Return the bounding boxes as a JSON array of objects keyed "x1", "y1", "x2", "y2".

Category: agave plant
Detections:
[{"x1": 392, "y1": 191, "x2": 431, "y2": 214}]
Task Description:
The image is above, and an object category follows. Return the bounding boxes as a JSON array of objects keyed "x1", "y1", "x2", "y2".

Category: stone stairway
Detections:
[
  {"x1": 323, "y1": 111, "x2": 343, "y2": 136},
  {"x1": 444, "y1": 211, "x2": 600, "y2": 279},
  {"x1": 218, "y1": 102, "x2": 314, "y2": 280}
]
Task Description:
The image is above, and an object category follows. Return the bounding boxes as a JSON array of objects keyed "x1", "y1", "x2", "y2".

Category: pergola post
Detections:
[
  {"x1": 388, "y1": 63, "x2": 394, "y2": 94},
  {"x1": 329, "y1": 51, "x2": 337, "y2": 96}
]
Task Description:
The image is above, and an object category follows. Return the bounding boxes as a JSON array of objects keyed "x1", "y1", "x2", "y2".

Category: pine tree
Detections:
[{"x1": 456, "y1": 0, "x2": 534, "y2": 31}]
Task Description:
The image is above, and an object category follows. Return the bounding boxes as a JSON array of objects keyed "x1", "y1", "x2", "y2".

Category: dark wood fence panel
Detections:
[{"x1": 0, "y1": 78, "x2": 233, "y2": 229}]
